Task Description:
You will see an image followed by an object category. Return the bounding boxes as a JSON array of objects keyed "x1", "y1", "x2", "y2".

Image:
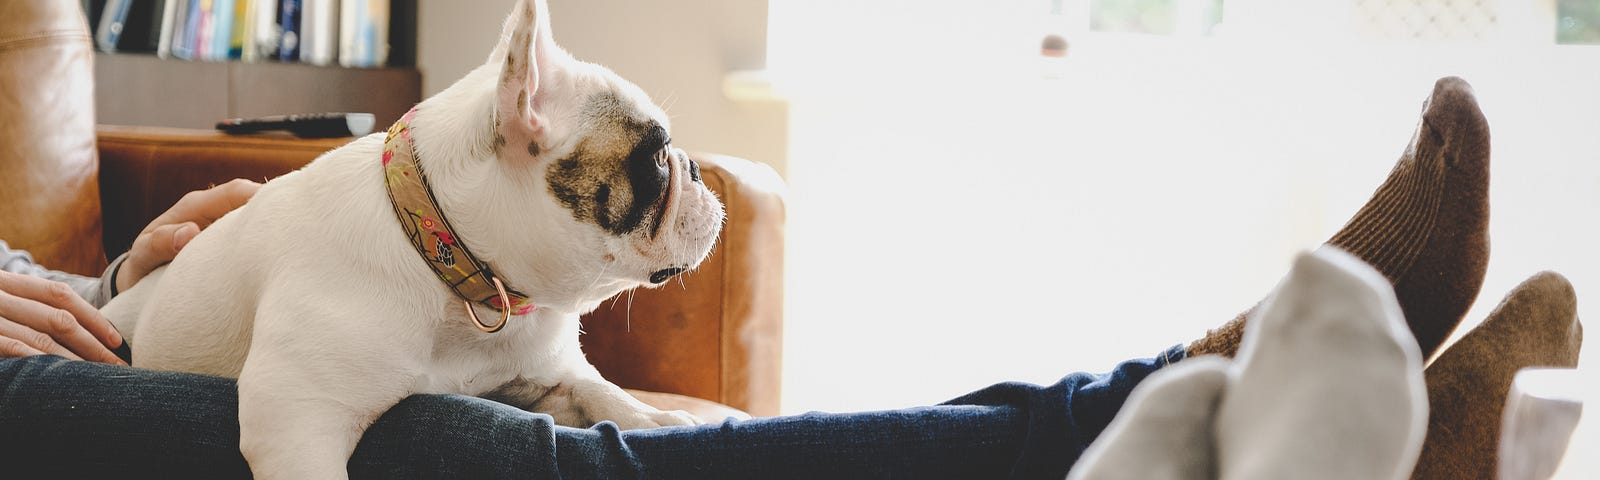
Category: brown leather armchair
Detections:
[{"x1": 1, "y1": 1, "x2": 784, "y2": 419}]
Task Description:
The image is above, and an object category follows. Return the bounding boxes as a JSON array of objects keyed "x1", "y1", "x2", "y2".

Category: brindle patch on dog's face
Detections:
[{"x1": 546, "y1": 92, "x2": 671, "y2": 237}]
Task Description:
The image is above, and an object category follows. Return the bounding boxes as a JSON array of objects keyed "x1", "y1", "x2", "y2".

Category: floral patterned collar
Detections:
[{"x1": 381, "y1": 108, "x2": 535, "y2": 333}]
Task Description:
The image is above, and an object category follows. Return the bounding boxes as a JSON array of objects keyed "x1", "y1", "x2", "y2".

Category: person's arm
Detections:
[{"x1": 0, "y1": 241, "x2": 126, "y2": 309}]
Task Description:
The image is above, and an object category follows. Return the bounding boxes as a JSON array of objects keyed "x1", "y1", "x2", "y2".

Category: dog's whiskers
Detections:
[
  {"x1": 625, "y1": 288, "x2": 637, "y2": 332},
  {"x1": 607, "y1": 289, "x2": 627, "y2": 310},
  {"x1": 660, "y1": 92, "x2": 679, "y2": 116}
]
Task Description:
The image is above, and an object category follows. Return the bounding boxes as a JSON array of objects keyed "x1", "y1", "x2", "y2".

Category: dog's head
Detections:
[{"x1": 411, "y1": 0, "x2": 724, "y2": 312}]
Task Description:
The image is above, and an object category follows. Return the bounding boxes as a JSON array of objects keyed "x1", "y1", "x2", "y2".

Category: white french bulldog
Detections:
[{"x1": 99, "y1": 0, "x2": 724, "y2": 477}]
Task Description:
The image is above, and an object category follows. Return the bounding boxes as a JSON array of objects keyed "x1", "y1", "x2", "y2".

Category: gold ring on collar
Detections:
[{"x1": 467, "y1": 277, "x2": 513, "y2": 333}]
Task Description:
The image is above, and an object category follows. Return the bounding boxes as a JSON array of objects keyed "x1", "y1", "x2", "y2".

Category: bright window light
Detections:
[{"x1": 768, "y1": 0, "x2": 1600, "y2": 433}]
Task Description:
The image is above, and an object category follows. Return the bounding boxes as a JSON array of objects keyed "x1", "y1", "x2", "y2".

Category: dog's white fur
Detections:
[{"x1": 100, "y1": 1, "x2": 723, "y2": 477}]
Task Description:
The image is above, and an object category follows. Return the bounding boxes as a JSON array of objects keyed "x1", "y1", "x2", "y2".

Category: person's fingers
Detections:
[
  {"x1": 135, "y1": 222, "x2": 200, "y2": 267},
  {"x1": 0, "y1": 293, "x2": 112, "y2": 363},
  {"x1": 118, "y1": 221, "x2": 202, "y2": 293},
  {"x1": 173, "y1": 222, "x2": 202, "y2": 252},
  {"x1": 0, "y1": 273, "x2": 125, "y2": 365},
  {"x1": 145, "y1": 179, "x2": 261, "y2": 233},
  {"x1": 0, "y1": 335, "x2": 49, "y2": 358},
  {"x1": 0, "y1": 316, "x2": 79, "y2": 360},
  {"x1": 0, "y1": 271, "x2": 124, "y2": 352}
]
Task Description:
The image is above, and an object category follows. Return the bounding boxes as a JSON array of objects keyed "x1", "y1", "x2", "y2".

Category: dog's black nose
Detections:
[{"x1": 650, "y1": 268, "x2": 686, "y2": 284}]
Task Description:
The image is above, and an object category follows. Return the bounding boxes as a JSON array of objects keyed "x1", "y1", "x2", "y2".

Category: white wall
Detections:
[{"x1": 416, "y1": 0, "x2": 787, "y2": 173}]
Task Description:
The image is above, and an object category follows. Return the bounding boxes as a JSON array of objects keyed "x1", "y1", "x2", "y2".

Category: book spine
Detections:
[
  {"x1": 369, "y1": 0, "x2": 389, "y2": 66},
  {"x1": 145, "y1": 0, "x2": 171, "y2": 53},
  {"x1": 338, "y1": 0, "x2": 389, "y2": 67},
  {"x1": 300, "y1": 0, "x2": 339, "y2": 66},
  {"x1": 338, "y1": 0, "x2": 358, "y2": 67},
  {"x1": 171, "y1": 0, "x2": 197, "y2": 60},
  {"x1": 252, "y1": 0, "x2": 280, "y2": 60},
  {"x1": 212, "y1": 0, "x2": 236, "y2": 60},
  {"x1": 95, "y1": 0, "x2": 132, "y2": 53},
  {"x1": 278, "y1": 0, "x2": 301, "y2": 62},
  {"x1": 246, "y1": 0, "x2": 280, "y2": 61},
  {"x1": 233, "y1": 0, "x2": 251, "y2": 59},
  {"x1": 156, "y1": 0, "x2": 180, "y2": 58},
  {"x1": 194, "y1": 0, "x2": 212, "y2": 60}
]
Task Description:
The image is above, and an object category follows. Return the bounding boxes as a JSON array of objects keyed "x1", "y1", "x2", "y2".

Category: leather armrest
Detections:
[
  {"x1": 96, "y1": 125, "x2": 348, "y2": 257},
  {"x1": 0, "y1": 1, "x2": 104, "y2": 276},
  {"x1": 95, "y1": 126, "x2": 788, "y2": 417}
]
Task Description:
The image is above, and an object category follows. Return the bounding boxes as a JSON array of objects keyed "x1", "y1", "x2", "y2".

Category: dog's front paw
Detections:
[
  {"x1": 650, "y1": 409, "x2": 702, "y2": 427},
  {"x1": 552, "y1": 378, "x2": 708, "y2": 429},
  {"x1": 609, "y1": 407, "x2": 702, "y2": 430}
]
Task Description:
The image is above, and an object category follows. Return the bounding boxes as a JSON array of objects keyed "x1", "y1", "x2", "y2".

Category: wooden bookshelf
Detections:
[
  {"x1": 90, "y1": 0, "x2": 420, "y2": 130},
  {"x1": 95, "y1": 53, "x2": 421, "y2": 130}
]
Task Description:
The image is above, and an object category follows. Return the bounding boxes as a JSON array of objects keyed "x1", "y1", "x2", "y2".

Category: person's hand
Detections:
[
  {"x1": 0, "y1": 270, "x2": 127, "y2": 364},
  {"x1": 116, "y1": 179, "x2": 262, "y2": 292}
]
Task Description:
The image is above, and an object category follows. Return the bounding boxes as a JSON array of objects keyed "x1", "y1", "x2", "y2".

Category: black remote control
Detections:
[{"x1": 216, "y1": 112, "x2": 377, "y2": 138}]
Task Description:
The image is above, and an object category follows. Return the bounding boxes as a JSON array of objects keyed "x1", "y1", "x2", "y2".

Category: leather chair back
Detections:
[{"x1": 0, "y1": 0, "x2": 105, "y2": 276}]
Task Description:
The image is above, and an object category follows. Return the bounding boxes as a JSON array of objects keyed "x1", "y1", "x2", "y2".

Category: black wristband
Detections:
[
  {"x1": 108, "y1": 256, "x2": 125, "y2": 298},
  {"x1": 111, "y1": 339, "x2": 133, "y2": 365}
]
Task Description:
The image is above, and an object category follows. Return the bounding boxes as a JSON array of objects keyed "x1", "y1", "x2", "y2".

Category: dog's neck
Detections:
[{"x1": 381, "y1": 108, "x2": 537, "y2": 329}]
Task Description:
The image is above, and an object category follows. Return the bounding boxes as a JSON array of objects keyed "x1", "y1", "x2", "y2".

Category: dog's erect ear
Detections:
[{"x1": 493, "y1": 0, "x2": 563, "y2": 155}]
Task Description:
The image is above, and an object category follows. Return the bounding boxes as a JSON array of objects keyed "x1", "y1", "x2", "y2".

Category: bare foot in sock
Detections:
[
  {"x1": 1410, "y1": 272, "x2": 1584, "y2": 480},
  {"x1": 1067, "y1": 356, "x2": 1230, "y2": 480},
  {"x1": 1190, "y1": 77, "x2": 1491, "y2": 362},
  {"x1": 1215, "y1": 248, "x2": 1427, "y2": 480}
]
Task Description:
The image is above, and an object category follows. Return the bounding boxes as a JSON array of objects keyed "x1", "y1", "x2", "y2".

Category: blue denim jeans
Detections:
[{"x1": 0, "y1": 346, "x2": 1182, "y2": 479}]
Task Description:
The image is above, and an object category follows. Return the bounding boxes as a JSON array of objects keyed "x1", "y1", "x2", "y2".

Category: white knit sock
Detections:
[
  {"x1": 1067, "y1": 356, "x2": 1231, "y2": 480},
  {"x1": 1215, "y1": 248, "x2": 1428, "y2": 480}
]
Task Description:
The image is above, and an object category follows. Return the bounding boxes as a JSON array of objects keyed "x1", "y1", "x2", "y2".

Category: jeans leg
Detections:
[
  {"x1": 351, "y1": 397, "x2": 1028, "y2": 479},
  {"x1": 347, "y1": 344, "x2": 1186, "y2": 480},
  {"x1": 0, "y1": 345, "x2": 1183, "y2": 480},
  {"x1": 0, "y1": 355, "x2": 252, "y2": 478},
  {"x1": 939, "y1": 344, "x2": 1188, "y2": 478}
]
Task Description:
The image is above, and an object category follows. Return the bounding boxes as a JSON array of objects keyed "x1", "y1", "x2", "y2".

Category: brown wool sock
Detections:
[
  {"x1": 1410, "y1": 272, "x2": 1584, "y2": 480},
  {"x1": 1188, "y1": 76, "x2": 1491, "y2": 360}
]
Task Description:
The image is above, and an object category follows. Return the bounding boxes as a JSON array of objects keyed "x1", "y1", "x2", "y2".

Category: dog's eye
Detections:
[{"x1": 654, "y1": 142, "x2": 671, "y2": 168}]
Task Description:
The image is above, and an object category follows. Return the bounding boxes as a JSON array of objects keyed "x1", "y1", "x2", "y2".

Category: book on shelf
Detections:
[
  {"x1": 168, "y1": 0, "x2": 194, "y2": 59},
  {"x1": 201, "y1": 0, "x2": 213, "y2": 58},
  {"x1": 300, "y1": 0, "x2": 339, "y2": 66},
  {"x1": 92, "y1": 0, "x2": 396, "y2": 68},
  {"x1": 94, "y1": 0, "x2": 132, "y2": 52},
  {"x1": 231, "y1": 0, "x2": 251, "y2": 59},
  {"x1": 155, "y1": 0, "x2": 180, "y2": 57},
  {"x1": 209, "y1": 0, "x2": 235, "y2": 60},
  {"x1": 279, "y1": 0, "x2": 302, "y2": 62},
  {"x1": 340, "y1": 0, "x2": 390, "y2": 68},
  {"x1": 242, "y1": 0, "x2": 281, "y2": 61},
  {"x1": 192, "y1": 0, "x2": 212, "y2": 60},
  {"x1": 257, "y1": 0, "x2": 284, "y2": 60}
]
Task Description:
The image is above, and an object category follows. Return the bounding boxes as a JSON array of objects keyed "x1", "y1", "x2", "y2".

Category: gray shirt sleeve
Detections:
[{"x1": 0, "y1": 240, "x2": 126, "y2": 308}]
